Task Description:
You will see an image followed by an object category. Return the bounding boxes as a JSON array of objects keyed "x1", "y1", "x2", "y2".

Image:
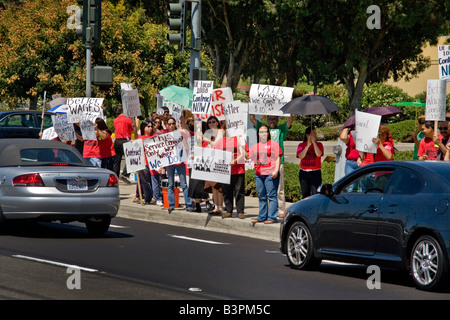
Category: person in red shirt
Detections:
[
  {"x1": 296, "y1": 127, "x2": 324, "y2": 199},
  {"x1": 249, "y1": 125, "x2": 282, "y2": 224},
  {"x1": 113, "y1": 105, "x2": 138, "y2": 184},
  {"x1": 95, "y1": 118, "x2": 116, "y2": 171},
  {"x1": 212, "y1": 128, "x2": 249, "y2": 219},
  {"x1": 418, "y1": 121, "x2": 443, "y2": 160},
  {"x1": 373, "y1": 125, "x2": 394, "y2": 162}
]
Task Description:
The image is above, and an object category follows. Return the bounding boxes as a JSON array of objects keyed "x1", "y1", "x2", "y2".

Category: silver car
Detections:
[{"x1": 0, "y1": 139, "x2": 120, "y2": 235}]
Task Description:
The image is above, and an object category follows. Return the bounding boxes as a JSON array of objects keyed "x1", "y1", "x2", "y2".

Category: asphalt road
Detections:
[{"x1": 0, "y1": 217, "x2": 448, "y2": 303}]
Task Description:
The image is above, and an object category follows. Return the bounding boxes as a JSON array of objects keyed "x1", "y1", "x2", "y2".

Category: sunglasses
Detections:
[
  {"x1": 439, "y1": 127, "x2": 448, "y2": 131},
  {"x1": 168, "y1": 122, "x2": 176, "y2": 125},
  {"x1": 208, "y1": 120, "x2": 217, "y2": 124},
  {"x1": 267, "y1": 118, "x2": 277, "y2": 121},
  {"x1": 147, "y1": 125, "x2": 153, "y2": 128}
]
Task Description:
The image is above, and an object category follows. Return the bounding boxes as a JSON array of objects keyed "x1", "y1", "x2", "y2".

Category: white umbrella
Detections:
[{"x1": 48, "y1": 104, "x2": 69, "y2": 114}]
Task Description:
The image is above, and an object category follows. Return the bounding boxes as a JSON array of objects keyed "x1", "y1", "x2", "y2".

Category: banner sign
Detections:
[
  {"x1": 438, "y1": 45, "x2": 450, "y2": 81},
  {"x1": 190, "y1": 147, "x2": 232, "y2": 184},
  {"x1": 52, "y1": 113, "x2": 76, "y2": 141},
  {"x1": 194, "y1": 87, "x2": 233, "y2": 121},
  {"x1": 66, "y1": 98, "x2": 104, "y2": 124}
]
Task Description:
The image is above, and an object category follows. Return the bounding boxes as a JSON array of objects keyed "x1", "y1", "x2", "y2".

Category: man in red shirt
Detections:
[{"x1": 113, "y1": 105, "x2": 138, "y2": 183}]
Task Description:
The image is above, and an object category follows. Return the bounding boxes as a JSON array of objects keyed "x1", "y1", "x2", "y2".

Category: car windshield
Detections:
[{"x1": 20, "y1": 148, "x2": 84, "y2": 165}]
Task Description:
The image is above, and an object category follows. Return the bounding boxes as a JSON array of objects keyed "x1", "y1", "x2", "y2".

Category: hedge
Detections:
[{"x1": 245, "y1": 150, "x2": 413, "y2": 203}]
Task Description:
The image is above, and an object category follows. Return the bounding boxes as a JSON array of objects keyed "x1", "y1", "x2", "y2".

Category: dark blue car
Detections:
[
  {"x1": 280, "y1": 161, "x2": 450, "y2": 291},
  {"x1": 0, "y1": 110, "x2": 54, "y2": 138}
]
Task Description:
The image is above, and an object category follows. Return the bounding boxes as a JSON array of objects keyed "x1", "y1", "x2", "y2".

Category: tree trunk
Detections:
[{"x1": 345, "y1": 65, "x2": 368, "y2": 115}]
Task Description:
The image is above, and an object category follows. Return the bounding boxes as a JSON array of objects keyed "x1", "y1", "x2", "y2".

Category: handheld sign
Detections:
[
  {"x1": 249, "y1": 84, "x2": 293, "y2": 116},
  {"x1": 143, "y1": 131, "x2": 189, "y2": 171},
  {"x1": 124, "y1": 140, "x2": 146, "y2": 172},
  {"x1": 425, "y1": 79, "x2": 447, "y2": 122},
  {"x1": 223, "y1": 100, "x2": 248, "y2": 138},
  {"x1": 191, "y1": 146, "x2": 232, "y2": 184},
  {"x1": 438, "y1": 45, "x2": 450, "y2": 81},
  {"x1": 194, "y1": 87, "x2": 233, "y2": 121},
  {"x1": 354, "y1": 110, "x2": 381, "y2": 154},
  {"x1": 192, "y1": 81, "x2": 213, "y2": 114}
]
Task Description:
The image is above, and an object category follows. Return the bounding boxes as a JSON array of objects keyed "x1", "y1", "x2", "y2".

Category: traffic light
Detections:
[
  {"x1": 76, "y1": 0, "x2": 102, "y2": 46},
  {"x1": 167, "y1": 0, "x2": 186, "y2": 51}
]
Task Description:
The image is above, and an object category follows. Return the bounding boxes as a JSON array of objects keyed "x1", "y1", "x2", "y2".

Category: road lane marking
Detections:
[
  {"x1": 12, "y1": 255, "x2": 98, "y2": 273},
  {"x1": 110, "y1": 224, "x2": 129, "y2": 228},
  {"x1": 168, "y1": 234, "x2": 229, "y2": 245}
]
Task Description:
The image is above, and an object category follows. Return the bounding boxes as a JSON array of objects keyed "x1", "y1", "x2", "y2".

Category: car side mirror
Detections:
[{"x1": 319, "y1": 184, "x2": 334, "y2": 197}]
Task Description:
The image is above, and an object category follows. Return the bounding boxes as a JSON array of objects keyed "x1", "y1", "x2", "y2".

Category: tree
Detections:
[{"x1": 292, "y1": 0, "x2": 449, "y2": 114}]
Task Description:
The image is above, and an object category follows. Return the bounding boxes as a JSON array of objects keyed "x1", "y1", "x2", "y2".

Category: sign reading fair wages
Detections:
[
  {"x1": 354, "y1": 110, "x2": 381, "y2": 154},
  {"x1": 143, "y1": 131, "x2": 189, "y2": 171},
  {"x1": 192, "y1": 81, "x2": 214, "y2": 114},
  {"x1": 66, "y1": 98, "x2": 104, "y2": 123},
  {"x1": 426, "y1": 79, "x2": 447, "y2": 121},
  {"x1": 249, "y1": 84, "x2": 293, "y2": 116}
]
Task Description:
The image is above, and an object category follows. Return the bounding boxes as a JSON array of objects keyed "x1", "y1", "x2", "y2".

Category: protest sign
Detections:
[
  {"x1": 438, "y1": 45, "x2": 450, "y2": 81},
  {"x1": 354, "y1": 110, "x2": 381, "y2": 154},
  {"x1": 224, "y1": 100, "x2": 248, "y2": 138},
  {"x1": 124, "y1": 139, "x2": 146, "y2": 172},
  {"x1": 194, "y1": 87, "x2": 233, "y2": 121},
  {"x1": 190, "y1": 147, "x2": 232, "y2": 184},
  {"x1": 249, "y1": 84, "x2": 294, "y2": 115},
  {"x1": 425, "y1": 79, "x2": 447, "y2": 121},
  {"x1": 192, "y1": 80, "x2": 213, "y2": 114},
  {"x1": 143, "y1": 131, "x2": 189, "y2": 171},
  {"x1": 52, "y1": 113, "x2": 76, "y2": 141},
  {"x1": 66, "y1": 98, "x2": 104, "y2": 123},
  {"x1": 41, "y1": 127, "x2": 58, "y2": 140},
  {"x1": 121, "y1": 88, "x2": 141, "y2": 118},
  {"x1": 165, "y1": 101, "x2": 183, "y2": 122}
]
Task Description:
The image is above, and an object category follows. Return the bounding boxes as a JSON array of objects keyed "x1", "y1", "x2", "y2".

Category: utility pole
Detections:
[{"x1": 188, "y1": 0, "x2": 201, "y2": 90}]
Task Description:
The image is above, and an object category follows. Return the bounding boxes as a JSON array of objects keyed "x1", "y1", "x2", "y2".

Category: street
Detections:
[{"x1": 0, "y1": 217, "x2": 448, "y2": 303}]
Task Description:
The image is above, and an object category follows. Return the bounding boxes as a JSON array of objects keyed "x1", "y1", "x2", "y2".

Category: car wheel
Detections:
[
  {"x1": 86, "y1": 216, "x2": 111, "y2": 236},
  {"x1": 0, "y1": 210, "x2": 7, "y2": 234},
  {"x1": 286, "y1": 221, "x2": 321, "y2": 270},
  {"x1": 411, "y1": 235, "x2": 447, "y2": 291}
]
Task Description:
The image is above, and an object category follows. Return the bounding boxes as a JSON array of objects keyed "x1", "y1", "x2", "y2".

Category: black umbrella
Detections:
[{"x1": 280, "y1": 95, "x2": 341, "y2": 116}]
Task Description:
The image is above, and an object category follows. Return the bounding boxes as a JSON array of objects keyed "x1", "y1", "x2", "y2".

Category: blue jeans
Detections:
[
  {"x1": 254, "y1": 174, "x2": 279, "y2": 222},
  {"x1": 151, "y1": 173, "x2": 162, "y2": 202},
  {"x1": 166, "y1": 165, "x2": 192, "y2": 209},
  {"x1": 345, "y1": 160, "x2": 359, "y2": 192}
]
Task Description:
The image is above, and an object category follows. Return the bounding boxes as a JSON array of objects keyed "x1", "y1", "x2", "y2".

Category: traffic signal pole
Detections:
[{"x1": 189, "y1": 0, "x2": 201, "y2": 90}]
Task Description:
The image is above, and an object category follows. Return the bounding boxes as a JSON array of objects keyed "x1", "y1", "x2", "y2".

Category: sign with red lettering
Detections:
[{"x1": 194, "y1": 87, "x2": 233, "y2": 121}]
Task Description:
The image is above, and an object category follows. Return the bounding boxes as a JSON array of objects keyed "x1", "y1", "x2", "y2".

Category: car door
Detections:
[
  {"x1": 316, "y1": 168, "x2": 394, "y2": 256},
  {"x1": 376, "y1": 168, "x2": 425, "y2": 259}
]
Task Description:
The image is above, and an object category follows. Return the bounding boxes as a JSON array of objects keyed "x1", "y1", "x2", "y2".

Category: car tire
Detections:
[
  {"x1": 0, "y1": 210, "x2": 7, "y2": 234},
  {"x1": 286, "y1": 221, "x2": 321, "y2": 270},
  {"x1": 86, "y1": 216, "x2": 111, "y2": 236},
  {"x1": 410, "y1": 235, "x2": 447, "y2": 291}
]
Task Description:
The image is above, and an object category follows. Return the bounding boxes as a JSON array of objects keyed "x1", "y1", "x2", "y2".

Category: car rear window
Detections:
[{"x1": 20, "y1": 148, "x2": 84, "y2": 165}]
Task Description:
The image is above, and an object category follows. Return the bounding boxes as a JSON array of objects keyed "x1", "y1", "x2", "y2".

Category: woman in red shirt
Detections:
[
  {"x1": 249, "y1": 125, "x2": 282, "y2": 224},
  {"x1": 296, "y1": 127, "x2": 324, "y2": 199},
  {"x1": 95, "y1": 118, "x2": 116, "y2": 171}
]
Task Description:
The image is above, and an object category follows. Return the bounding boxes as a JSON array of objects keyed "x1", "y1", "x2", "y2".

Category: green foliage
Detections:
[{"x1": 387, "y1": 120, "x2": 416, "y2": 142}]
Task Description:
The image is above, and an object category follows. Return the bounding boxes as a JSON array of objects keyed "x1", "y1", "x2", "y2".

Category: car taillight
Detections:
[
  {"x1": 13, "y1": 173, "x2": 45, "y2": 187},
  {"x1": 107, "y1": 174, "x2": 118, "y2": 187}
]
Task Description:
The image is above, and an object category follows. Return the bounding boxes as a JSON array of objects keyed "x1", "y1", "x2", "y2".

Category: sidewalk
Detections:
[{"x1": 116, "y1": 180, "x2": 284, "y2": 242}]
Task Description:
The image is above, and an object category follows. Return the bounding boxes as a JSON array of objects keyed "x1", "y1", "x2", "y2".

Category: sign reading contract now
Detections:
[{"x1": 438, "y1": 45, "x2": 450, "y2": 81}]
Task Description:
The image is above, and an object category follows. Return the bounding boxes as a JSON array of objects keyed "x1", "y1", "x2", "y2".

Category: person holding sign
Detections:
[
  {"x1": 95, "y1": 118, "x2": 116, "y2": 171},
  {"x1": 296, "y1": 127, "x2": 324, "y2": 199},
  {"x1": 435, "y1": 120, "x2": 450, "y2": 160},
  {"x1": 372, "y1": 125, "x2": 394, "y2": 162},
  {"x1": 113, "y1": 105, "x2": 138, "y2": 184},
  {"x1": 249, "y1": 125, "x2": 283, "y2": 224},
  {"x1": 418, "y1": 121, "x2": 443, "y2": 160},
  {"x1": 212, "y1": 126, "x2": 249, "y2": 219},
  {"x1": 163, "y1": 117, "x2": 194, "y2": 214},
  {"x1": 134, "y1": 119, "x2": 155, "y2": 205},
  {"x1": 249, "y1": 113, "x2": 294, "y2": 218}
]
